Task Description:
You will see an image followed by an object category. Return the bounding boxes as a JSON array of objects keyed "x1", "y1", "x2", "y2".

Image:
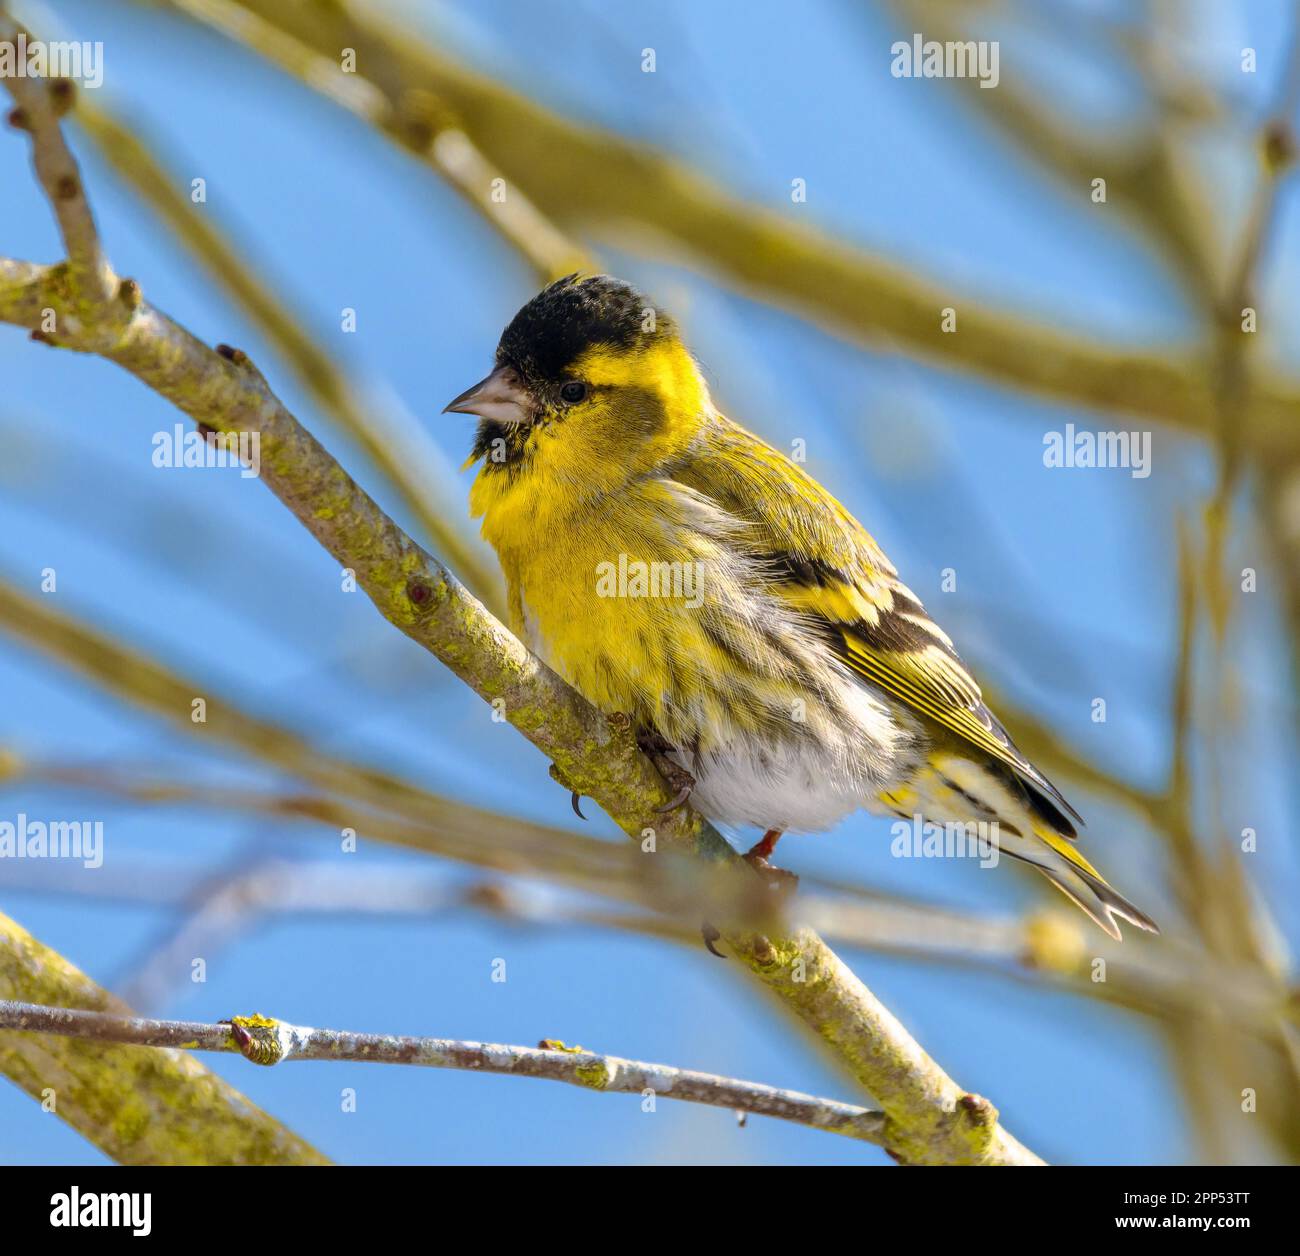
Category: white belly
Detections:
[{"x1": 675, "y1": 680, "x2": 922, "y2": 834}]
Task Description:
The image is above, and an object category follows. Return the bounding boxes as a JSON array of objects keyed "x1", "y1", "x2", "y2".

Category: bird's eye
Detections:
[{"x1": 559, "y1": 380, "x2": 588, "y2": 404}]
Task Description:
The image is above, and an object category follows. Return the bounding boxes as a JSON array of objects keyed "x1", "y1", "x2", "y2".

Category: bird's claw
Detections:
[
  {"x1": 701, "y1": 921, "x2": 726, "y2": 958},
  {"x1": 549, "y1": 762, "x2": 587, "y2": 820},
  {"x1": 651, "y1": 757, "x2": 696, "y2": 813},
  {"x1": 654, "y1": 783, "x2": 693, "y2": 813}
]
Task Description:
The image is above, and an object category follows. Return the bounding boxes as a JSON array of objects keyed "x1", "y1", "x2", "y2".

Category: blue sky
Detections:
[{"x1": 0, "y1": 0, "x2": 1295, "y2": 1164}]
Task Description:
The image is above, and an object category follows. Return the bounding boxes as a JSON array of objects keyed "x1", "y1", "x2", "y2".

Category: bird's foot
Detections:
[
  {"x1": 635, "y1": 731, "x2": 696, "y2": 813},
  {"x1": 635, "y1": 739, "x2": 695, "y2": 813},
  {"x1": 700, "y1": 921, "x2": 726, "y2": 958},
  {"x1": 652, "y1": 756, "x2": 696, "y2": 812}
]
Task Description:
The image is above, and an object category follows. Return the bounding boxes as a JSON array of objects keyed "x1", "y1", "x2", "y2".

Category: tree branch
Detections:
[
  {"x1": 1, "y1": 39, "x2": 111, "y2": 307},
  {"x1": 0, "y1": 999, "x2": 890, "y2": 1147}
]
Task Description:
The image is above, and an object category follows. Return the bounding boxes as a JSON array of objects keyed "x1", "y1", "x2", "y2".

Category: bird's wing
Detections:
[{"x1": 672, "y1": 415, "x2": 1081, "y2": 833}]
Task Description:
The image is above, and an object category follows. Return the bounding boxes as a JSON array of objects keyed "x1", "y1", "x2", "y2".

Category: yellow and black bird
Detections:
[{"x1": 445, "y1": 274, "x2": 1158, "y2": 940}]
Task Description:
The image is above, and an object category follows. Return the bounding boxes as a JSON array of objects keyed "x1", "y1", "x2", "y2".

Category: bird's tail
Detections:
[
  {"x1": 875, "y1": 757, "x2": 1160, "y2": 940},
  {"x1": 1006, "y1": 826, "x2": 1160, "y2": 941}
]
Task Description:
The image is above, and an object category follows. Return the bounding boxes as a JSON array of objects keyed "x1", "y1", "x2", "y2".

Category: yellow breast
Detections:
[{"x1": 477, "y1": 474, "x2": 735, "y2": 738}]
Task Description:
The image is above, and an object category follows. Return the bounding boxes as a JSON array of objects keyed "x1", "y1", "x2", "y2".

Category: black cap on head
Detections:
[{"x1": 496, "y1": 274, "x2": 668, "y2": 385}]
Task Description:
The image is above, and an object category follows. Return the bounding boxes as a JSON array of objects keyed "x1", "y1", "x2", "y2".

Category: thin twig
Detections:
[
  {"x1": 0, "y1": 21, "x2": 111, "y2": 305},
  {"x1": 0, "y1": 999, "x2": 889, "y2": 1146}
]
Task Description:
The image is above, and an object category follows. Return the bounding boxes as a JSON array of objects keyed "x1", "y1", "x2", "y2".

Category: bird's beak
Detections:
[{"x1": 442, "y1": 365, "x2": 534, "y2": 426}]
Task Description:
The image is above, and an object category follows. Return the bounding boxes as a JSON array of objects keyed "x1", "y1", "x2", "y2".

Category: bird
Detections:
[{"x1": 443, "y1": 273, "x2": 1158, "y2": 941}]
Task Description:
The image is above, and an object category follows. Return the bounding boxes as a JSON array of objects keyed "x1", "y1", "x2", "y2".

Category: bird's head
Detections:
[{"x1": 445, "y1": 275, "x2": 709, "y2": 499}]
